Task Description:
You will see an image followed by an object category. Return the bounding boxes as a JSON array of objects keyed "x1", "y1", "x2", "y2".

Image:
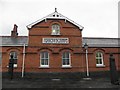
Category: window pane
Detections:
[
  {"x1": 10, "y1": 52, "x2": 17, "y2": 59},
  {"x1": 52, "y1": 25, "x2": 55, "y2": 29},
  {"x1": 40, "y1": 51, "x2": 49, "y2": 66},
  {"x1": 44, "y1": 59, "x2": 48, "y2": 65},
  {"x1": 10, "y1": 51, "x2": 18, "y2": 65},
  {"x1": 62, "y1": 53, "x2": 65, "y2": 58},
  {"x1": 96, "y1": 53, "x2": 98, "y2": 57},
  {"x1": 99, "y1": 59, "x2": 102, "y2": 64},
  {"x1": 96, "y1": 59, "x2": 99, "y2": 64},
  {"x1": 66, "y1": 59, "x2": 69, "y2": 65},
  {"x1": 14, "y1": 52, "x2": 17, "y2": 59},
  {"x1": 52, "y1": 24, "x2": 60, "y2": 35},
  {"x1": 41, "y1": 59, "x2": 44, "y2": 65},
  {"x1": 98, "y1": 59, "x2": 100, "y2": 64},
  {"x1": 62, "y1": 52, "x2": 70, "y2": 66},
  {"x1": 66, "y1": 52, "x2": 69, "y2": 58},
  {"x1": 99, "y1": 52, "x2": 101, "y2": 57},
  {"x1": 41, "y1": 52, "x2": 44, "y2": 58},
  {"x1": 62, "y1": 59, "x2": 66, "y2": 65},
  {"x1": 63, "y1": 52, "x2": 70, "y2": 59},
  {"x1": 45, "y1": 52, "x2": 48, "y2": 58},
  {"x1": 96, "y1": 52, "x2": 103, "y2": 65}
]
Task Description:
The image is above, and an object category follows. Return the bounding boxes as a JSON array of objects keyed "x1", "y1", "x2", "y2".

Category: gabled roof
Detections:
[{"x1": 27, "y1": 9, "x2": 84, "y2": 30}]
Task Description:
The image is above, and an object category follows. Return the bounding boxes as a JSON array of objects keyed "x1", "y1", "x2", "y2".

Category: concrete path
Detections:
[{"x1": 2, "y1": 77, "x2": 120, "y2": 89}]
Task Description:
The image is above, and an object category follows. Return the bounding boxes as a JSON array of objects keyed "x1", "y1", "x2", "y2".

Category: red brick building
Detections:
[{"x1": 1, "y1": 9, "x2": 120, "y2": 77}]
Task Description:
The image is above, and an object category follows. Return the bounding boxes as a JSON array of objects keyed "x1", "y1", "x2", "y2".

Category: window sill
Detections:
[
  {"x1": 62, "y1": 66, "x2": 72, "y2": 69},
  {"x1": 96, "y1": 65, "x2": 105, "y2": 68},
  {"x1": 51, "y1": 34, "x2": 61, "y2": 36},
  {"x1": 39, "y1": 66, "x2": 50, "y2": 69}
]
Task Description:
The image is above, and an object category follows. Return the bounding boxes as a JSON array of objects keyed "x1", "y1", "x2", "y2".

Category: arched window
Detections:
[
  {"x1": 51, "y1": 24, "x2": 60, "y2": 35},
  {"x1": 62, "y1": 51, "x2": 71, "y2": 67},
  {"x1": 96, "y1": 52, "x2": 104, "y2": 66},
  {"x1": 9, "y1": 51, "x2": 18, "y2": 67},
  {"x1": 40, "y1": 51, "x2": 49, "y2": 67}
]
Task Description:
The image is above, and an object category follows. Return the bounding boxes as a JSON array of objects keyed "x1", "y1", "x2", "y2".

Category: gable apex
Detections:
[{"x1": 27, "y1": 10, "x2": 84, "y2": 30}]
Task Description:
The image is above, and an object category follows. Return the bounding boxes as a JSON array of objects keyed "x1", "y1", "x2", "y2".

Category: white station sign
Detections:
[{"x1": 42, "y1": 38, "x2": 69, "y2": 44}]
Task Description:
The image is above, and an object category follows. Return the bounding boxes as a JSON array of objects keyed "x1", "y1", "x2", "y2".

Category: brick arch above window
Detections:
[
  {"x1": 59, "y1": 48, "x2": 73, "y2": 53},
  {"x1": 49, "y1": 20, "x2": 63, "y2": 27},
  {"x1": 37, "y1": 48, "x2": 52, "y2": 53},
  {"x1": 6, "y1": 48, "x2": 21, "y2": 54},
  {"x1": 93, "y1": 48, "x2": 105, "y2": 53}
]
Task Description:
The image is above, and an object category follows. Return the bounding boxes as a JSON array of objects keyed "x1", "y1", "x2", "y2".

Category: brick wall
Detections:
[{"x1": 2, "y1": 19, "x2": 120, "y2": 74}]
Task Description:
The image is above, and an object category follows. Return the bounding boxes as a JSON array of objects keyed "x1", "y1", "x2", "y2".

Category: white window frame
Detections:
[
  {"x1": 62, "y1": 52, "x2": 71, "y2": 68},
  {"x1": 9, "y1": 51, "x2": 18, "y2": 68},
  {"x1": 51, "y1": 24, "x2": 60, "y2": 35},
  {"x1": 96, "y1": 52, "x2": 104, "y2": 67},
  {"x1": 40, "y1": 51, "x2": 49, "y2": 68}
]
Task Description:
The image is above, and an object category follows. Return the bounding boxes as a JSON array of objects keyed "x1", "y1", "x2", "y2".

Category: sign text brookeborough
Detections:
[{"x1": 42, "y1": 38, "x2": 69, "y2": 44}]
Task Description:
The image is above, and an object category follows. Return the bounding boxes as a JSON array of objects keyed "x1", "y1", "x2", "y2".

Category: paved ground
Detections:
[{"x1": 2, "y1": 77, "x2": 120, "y2": 89}]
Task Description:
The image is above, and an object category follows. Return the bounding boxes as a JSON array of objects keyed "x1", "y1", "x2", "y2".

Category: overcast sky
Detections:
[{"x1": 0, "y1": 0, "x2": 119, "y2": 38}]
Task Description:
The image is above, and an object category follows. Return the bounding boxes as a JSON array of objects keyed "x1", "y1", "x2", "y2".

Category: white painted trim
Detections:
[
  {"x1": 96, "y1": 64, "x2": 105, "y2": 67},
  {"x1": 62, "y1": 52, "x2": 71, "y2": 67},
  {"x1": 27, "y1": 11, "x2": 84, "y2": 30},
  {"x1": 40, "y1": 52, "x2": 49, "y2": 68},
  {"x1": 51, "y1": 33, "x2": 61, "y2": 36},
  {"x1": 96, "y1": 52, "x2": 104, "y2": 66},
  {"x1": 40, "y1": 65, "x2": 49, "y2": 68},
  {"x1": 62, "y1": 65, "x2": 71, "y2": 68}
]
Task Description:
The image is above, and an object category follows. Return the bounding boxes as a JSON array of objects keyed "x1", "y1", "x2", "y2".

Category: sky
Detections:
[{"x1": 0, "y1": 0, "x2": 119, "y2": 38}]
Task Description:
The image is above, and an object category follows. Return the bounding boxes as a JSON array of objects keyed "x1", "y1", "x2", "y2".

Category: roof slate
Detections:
[
  {"x1": 82, "y1": 37, "x2": 120, "y2": 47},
  {"x1": 1, "y1": 36, "x2": 28, "y2": 46},
  {"x1": 1, "y1": 36, "x2": 120, "y2": 47}
]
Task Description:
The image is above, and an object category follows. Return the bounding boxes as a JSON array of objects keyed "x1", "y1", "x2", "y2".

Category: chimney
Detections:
[{"x1": 11, "y1": 24, "x2": 18, "y2": 37}]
